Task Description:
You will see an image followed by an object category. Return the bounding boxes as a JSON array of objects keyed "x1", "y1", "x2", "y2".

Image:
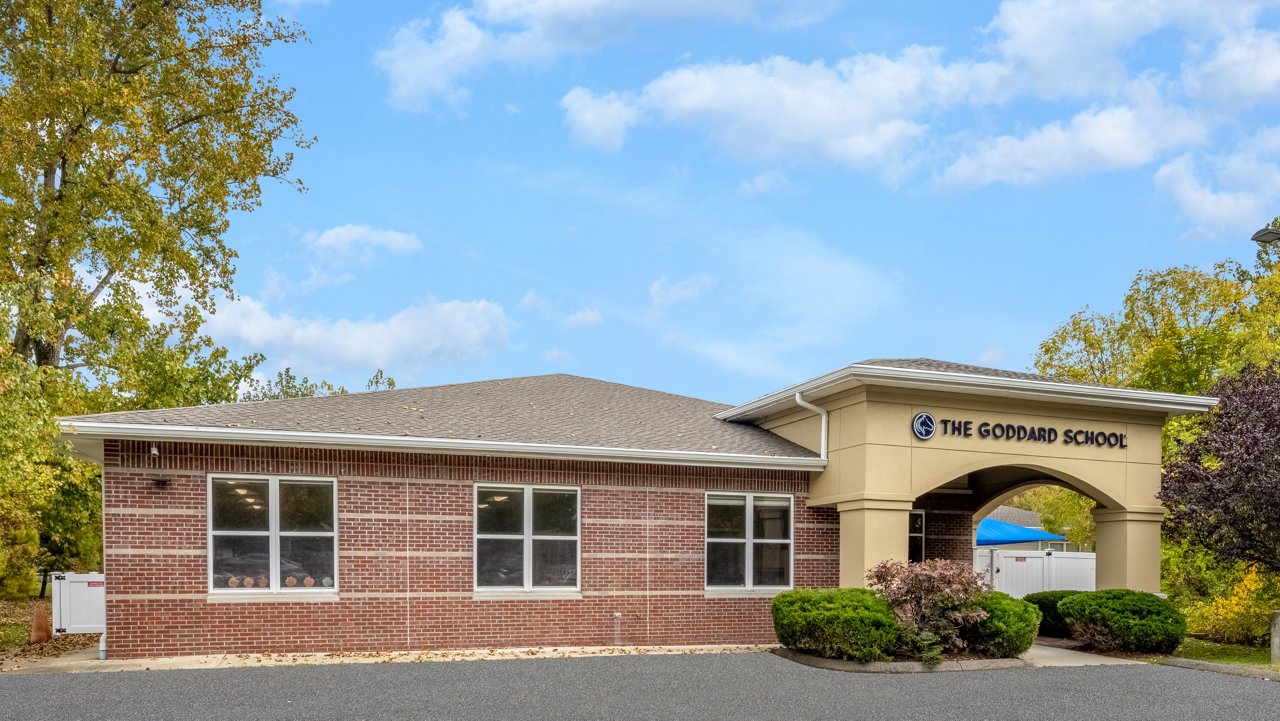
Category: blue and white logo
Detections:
[{"x1": 911, "y1": 412, "x2": 936, "y2": 441}]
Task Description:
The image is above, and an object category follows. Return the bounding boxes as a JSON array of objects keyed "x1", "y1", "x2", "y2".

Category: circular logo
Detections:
[{"x1": 911, "y1": 412, "x2": 936, "y2": 441}]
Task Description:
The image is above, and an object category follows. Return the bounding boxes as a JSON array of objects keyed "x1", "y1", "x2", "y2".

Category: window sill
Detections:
[
  {"x1": 472, "y1": 589, "x2": 582, "y2": 601},
  {"x1": 703, "y1": 587, "x2": 790, "y2": 599},
  {"x1": 206, "y1": 592, "x2": 341, "y2": 603}
]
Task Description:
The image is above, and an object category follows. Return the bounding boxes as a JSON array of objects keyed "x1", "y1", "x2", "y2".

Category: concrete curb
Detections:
[
  {"x1": 1161, "y1": 657, "x2": 1280, "y2": 682},
  {"x1": 771, "y1": 647, "x2": 1030, "y2": 673}
]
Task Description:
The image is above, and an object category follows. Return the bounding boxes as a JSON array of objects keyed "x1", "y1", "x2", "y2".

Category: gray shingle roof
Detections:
[
  {"x1": 986, "y1": 506, "x2": 1044, "y2": 528},
  {"x1": 858, "y1": 358, "x2": 1112, "y2": 388},
  {"x1": 63, "y1": 374, "x2": 816, "y2": 458}
]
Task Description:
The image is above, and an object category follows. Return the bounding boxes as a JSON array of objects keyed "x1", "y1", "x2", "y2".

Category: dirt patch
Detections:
[{"x1": 0, "y1": 599, "x2": 98, "y2": 669}]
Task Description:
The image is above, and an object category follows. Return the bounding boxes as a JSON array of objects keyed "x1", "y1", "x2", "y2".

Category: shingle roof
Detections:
[
  {"x1": 63, "y1": 374, "x2": 816, "y2": 458},
  {"x1": 857, "y1": 358, "x2": 1112, "y2": 388},
  {"x1": 986, "y1": 505, "x2": 1044, "y2": 528}
]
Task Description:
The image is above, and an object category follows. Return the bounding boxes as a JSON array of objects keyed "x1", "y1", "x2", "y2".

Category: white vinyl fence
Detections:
[
  {"x1": 51, "y1": 572, "x2": 106, "y2": 636},
  {"x1": 972, "y1": 549, "x2": 1095, "y2": 598}
]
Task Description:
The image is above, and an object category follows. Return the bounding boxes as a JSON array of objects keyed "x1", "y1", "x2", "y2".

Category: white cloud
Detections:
[
  {"x1": 561, "y1": 88, "x2": 641, "y2": 150},
  {"x1": 649, "y1": 275, "x2": 712, "y2": 309},
  {"x1": 1154, "y1": 152, "x2": 1280, "y2": 236},
  {"x1": 374, "y1": 1, "x2": 818, "y2": 109},
  {"x1": 738, "y1": 170, "x2": 789, "y2": 196},
  {"x1": 976, "y1": 346, "x2": 1007, "y2": 366},
  {"x1": 562, "y1": 307, "x2": 603, "y2": 328},
  {"x1": 303, "y1": 224, "x2": 422, "y2": 257},
  {"x1": 1183, "y1": 28, "x2": 1280, "y2": 105},
  {"x1": 544, "y1": 348, "x2": 570, "y2": 362},
  {"x1": 206, "y1": 295, "x2": 510, "y2": 373},
  {"x1": 943, "y1": 83, "x2": 1206, "y2": 186}
]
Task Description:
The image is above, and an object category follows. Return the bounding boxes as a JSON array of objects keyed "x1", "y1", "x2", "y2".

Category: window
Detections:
[
  {"x1": 705, "y1": 493, "x2": 792, "y2": 589},
  {"x1": 474, "y1": 485, "x2": 579, "y2": 590},
  {"x1": 908, "y1": 511, "x2": 925, "y2": 563},
  {"x1": 209, "y1": 476, "x2": 337, "y2": 593}
]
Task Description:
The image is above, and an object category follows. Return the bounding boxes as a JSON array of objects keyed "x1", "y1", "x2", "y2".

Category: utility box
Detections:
[{"x1": 51, "y1": 572, "x2": 106, "y2": 636}]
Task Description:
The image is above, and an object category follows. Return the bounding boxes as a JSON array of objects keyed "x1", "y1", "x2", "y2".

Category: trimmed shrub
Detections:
[
  {"x1": 1022, "y1": 590, "x2": 1083, "y2": 638},
  {"x1": 968, "y1": 591, "x2": 1041, "y2": 657},
  {"x1": 1058, "y1": 589, "x2": 1187, "y2": 653},
  {"x1": 772, "y1": 588, "x2": 901, "y2": 664}
]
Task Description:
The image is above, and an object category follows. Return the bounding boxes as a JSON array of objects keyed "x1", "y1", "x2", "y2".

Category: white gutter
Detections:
[
  {"x1": 58, "y1": 420, "x2": 827, "y2": 472},
  {"x1": 716, "y1": 364, "x2": 1219, "y2": 421},
  {"x1": 792, "y1": 392, "x2": 828, "y2": 460}
]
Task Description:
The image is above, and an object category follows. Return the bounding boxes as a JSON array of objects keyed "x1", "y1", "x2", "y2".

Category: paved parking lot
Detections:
[{"x1": 1, "y1": 651, "x2": 1277, "y2": 720}]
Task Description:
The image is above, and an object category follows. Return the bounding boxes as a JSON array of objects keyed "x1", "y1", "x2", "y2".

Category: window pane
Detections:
[
  {"x1": 280, "y1": 536, "x2": 335, "y2": 589},
  {"x1": 707, "y1": 495, "x2": 746, "y2": 539},
  {"x1": 532, "y1": 490, "x2": 577, "y2": 536},
  {"x1": 706, "y1": 542, "x2": 745, "y2": 586},
  {"x1": 211, "y1": 479, "x2": 269, "y2": 532},
  {"x1": 280, "y1": 481, "x2": 334, "y2": 532},
  {"x1": 908, "y1": 535, "x2": 924, "y2": 563},
  {"x1": 753, "y1": 542, "x2": 790, "y2": 586},
  {"x1": 212, "y1": 536, "x2": 270, "y2": 589},
  {"x1": 477, "y1": 489, "x2": 524, "y2": 534},
  {"x1": 476, "y1": 538, "x2": 524, "y2": 587},
  {"x1": 753, "y1": 497, "x2": 791, "y2": 540},
  {"x1": 909, "y1": 512, "x2": 925, "y2": 536},
  {"x1": 532, "y1": 539, "x2": 577, "y2": 587}
]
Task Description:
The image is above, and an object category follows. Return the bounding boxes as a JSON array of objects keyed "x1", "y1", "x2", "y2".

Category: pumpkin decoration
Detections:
[
  {"x1": 227, "y1": 576, "x2": 240, "y2": 588},
  {"x1": 303, "y1": 576, "x2": 315, "y2": 587},
  {"x1": 321, "y1": 576, "x2": 333, "y2": 588},
  {"x1": 256, "y1": 575, "x2": 269, "y2": 588},
  {"x1": 285, "y1": 576, "x2": 297, "y2": 587},
  {"x1": 243, "y1": 576, "x2": 255, "y2": 588}
]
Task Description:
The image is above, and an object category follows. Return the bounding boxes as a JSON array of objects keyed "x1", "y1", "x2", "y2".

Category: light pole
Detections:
[{"x1": 1252, "y1": 226, "x2": 1280, "y2": 246}]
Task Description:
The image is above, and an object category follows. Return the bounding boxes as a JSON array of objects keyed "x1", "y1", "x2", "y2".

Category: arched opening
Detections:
[{"x1": 912, "y1": 464, "x2": 1111, "y2": 596}]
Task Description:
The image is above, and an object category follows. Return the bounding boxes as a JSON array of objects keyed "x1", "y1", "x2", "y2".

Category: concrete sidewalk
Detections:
[{"x1": 3, "y1": 642, "x2": 1137, "y2": 674}]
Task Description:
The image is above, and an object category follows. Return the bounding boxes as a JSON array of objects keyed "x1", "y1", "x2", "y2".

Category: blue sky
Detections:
[{"x1": 208, "y1": 0, "x2": 1280, "y2": 404}]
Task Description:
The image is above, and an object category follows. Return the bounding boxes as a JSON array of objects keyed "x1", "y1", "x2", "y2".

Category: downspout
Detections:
[{"x1": 793, "y1": 392, "x2": 828, "y2": 461}]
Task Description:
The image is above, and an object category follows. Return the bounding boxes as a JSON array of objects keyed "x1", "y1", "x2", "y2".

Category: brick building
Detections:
[{"x1": 61, "y1": 359, "x2": 1213, "y2": 658}]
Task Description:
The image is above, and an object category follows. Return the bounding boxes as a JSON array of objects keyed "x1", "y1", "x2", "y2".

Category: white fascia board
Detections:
[
  {"x1": 715, "y1": 364, "x2": 1219, "y2": 421},
  {"x1": 57, "y1": 421, "x2": 826, "y2": 472}
]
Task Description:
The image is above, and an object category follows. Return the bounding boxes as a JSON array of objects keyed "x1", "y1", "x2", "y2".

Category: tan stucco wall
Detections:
[{"x1": 761, "y1": 387, "x2": 1169, "y2": 591}]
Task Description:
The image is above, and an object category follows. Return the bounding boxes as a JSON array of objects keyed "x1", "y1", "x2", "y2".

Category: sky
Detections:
[{"x1": 207, "y1": 0, "x2": 1280, "y2": 405}]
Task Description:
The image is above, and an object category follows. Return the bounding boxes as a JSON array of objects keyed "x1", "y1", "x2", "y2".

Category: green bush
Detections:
[
  {"x1": 967, "y1": 591, "x2": 1041, "y2": 657},
  {"x1": 772, "y1": 588, "x2": 902, "y2": 664},
  {"x1": 1022, "y1": 590, "x2": 1082, "y2": 638},
  {"x1": 1058, "y1": 589, "x2": 1186, "y2": 653}
]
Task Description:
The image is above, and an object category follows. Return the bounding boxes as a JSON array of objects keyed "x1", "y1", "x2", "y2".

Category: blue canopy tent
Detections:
[{"x1": 975, "y1": 517, "x2": 1066, "y2": 546}]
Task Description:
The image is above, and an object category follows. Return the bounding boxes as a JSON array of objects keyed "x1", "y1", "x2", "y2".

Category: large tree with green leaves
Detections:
[{"x1": 0, "y1": 0, "x2": 309, "y2": 595}]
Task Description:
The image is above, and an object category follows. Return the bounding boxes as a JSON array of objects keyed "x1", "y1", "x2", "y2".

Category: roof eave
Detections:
[
  {"x1": 715, "y1": 364, "x2": 1219, "y2": 422},
  {"x1": 58, "y1": 421, "x2": 826, "y2": 473}
]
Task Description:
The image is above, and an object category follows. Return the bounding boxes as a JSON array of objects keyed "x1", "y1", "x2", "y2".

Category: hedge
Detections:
[
  {"x1": 771, "y1": 588, "x2": 901, "y2": 664},
  {"x1": 967, "y1": 591, "x2": 1041, "y2": 658},
  {"x1": 1058, "y1": 589, "x2": 1186, "y2": 653},
  {"x1": 1022, "y1": 590, "x2": 1083, "y2": 638}
]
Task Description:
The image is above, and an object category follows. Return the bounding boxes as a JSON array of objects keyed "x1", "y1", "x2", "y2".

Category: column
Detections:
[
  {"x1": 1092, "y1": 509, "x2": 1164, "y2": 592},
  {"x1": 837, "y1": 498, "x2": 914, "y2": 587}
]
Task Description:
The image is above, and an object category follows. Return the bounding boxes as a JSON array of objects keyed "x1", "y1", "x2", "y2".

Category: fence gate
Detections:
[
  {"x1": 51, "y1": 572, "x2": 106, "y2": 636},
  {"x1": 972, "y1": 550, "x2": 1095, "y2": 598}
]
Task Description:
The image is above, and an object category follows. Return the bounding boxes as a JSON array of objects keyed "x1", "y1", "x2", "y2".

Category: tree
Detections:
[
  {"x1": 240, "y1": 367, "x2": 397, "y2": 401},
  {"x1": 1160, "y1": 364, "x2": 1280, "y2": 576},
  {"x1": 0, "y1": 0, "x2": 308, "y2": 404},
  {"x1": 1007, "y1": 486, "x2": 1096, "y2": 549},
  {"x1": 0, "y1": 1, "x2": 309, "y2": 596}
]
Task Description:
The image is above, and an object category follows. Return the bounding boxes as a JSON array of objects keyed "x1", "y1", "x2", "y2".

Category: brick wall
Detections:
[
  {"x1": 913, "y1": 492, "x2": 976, "y2": 564},
  {"x1": 102, "y1": 440, "x2": 838, "y2": 658}
]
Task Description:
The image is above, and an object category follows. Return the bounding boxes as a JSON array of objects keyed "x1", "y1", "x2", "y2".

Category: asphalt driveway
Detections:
[{"x1": 1, "y1": 651, "x2": 1276, "y2": 721}]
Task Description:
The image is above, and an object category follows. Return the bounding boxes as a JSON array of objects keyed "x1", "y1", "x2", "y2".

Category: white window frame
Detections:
[
  {"x1": 207, "y1": 474, "x2": 339, "y2": 595},
  {"x1": 704, "y1": 492, "x2": 794, "y2": 591},
  {"x1": 909, "y1": 510, "x2": 926, "y2": 563},
  {"x1": 473, "y1": 483, "x2": 581, "y2": 593}
]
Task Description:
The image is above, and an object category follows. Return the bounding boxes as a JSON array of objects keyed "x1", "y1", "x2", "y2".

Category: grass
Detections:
[
  {"x1": 0, "y1": 600, "x2": 33, "y2": 651},
  {"x1": 1173, "y1": 638, "x2": 1278, "y2": 669}
]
